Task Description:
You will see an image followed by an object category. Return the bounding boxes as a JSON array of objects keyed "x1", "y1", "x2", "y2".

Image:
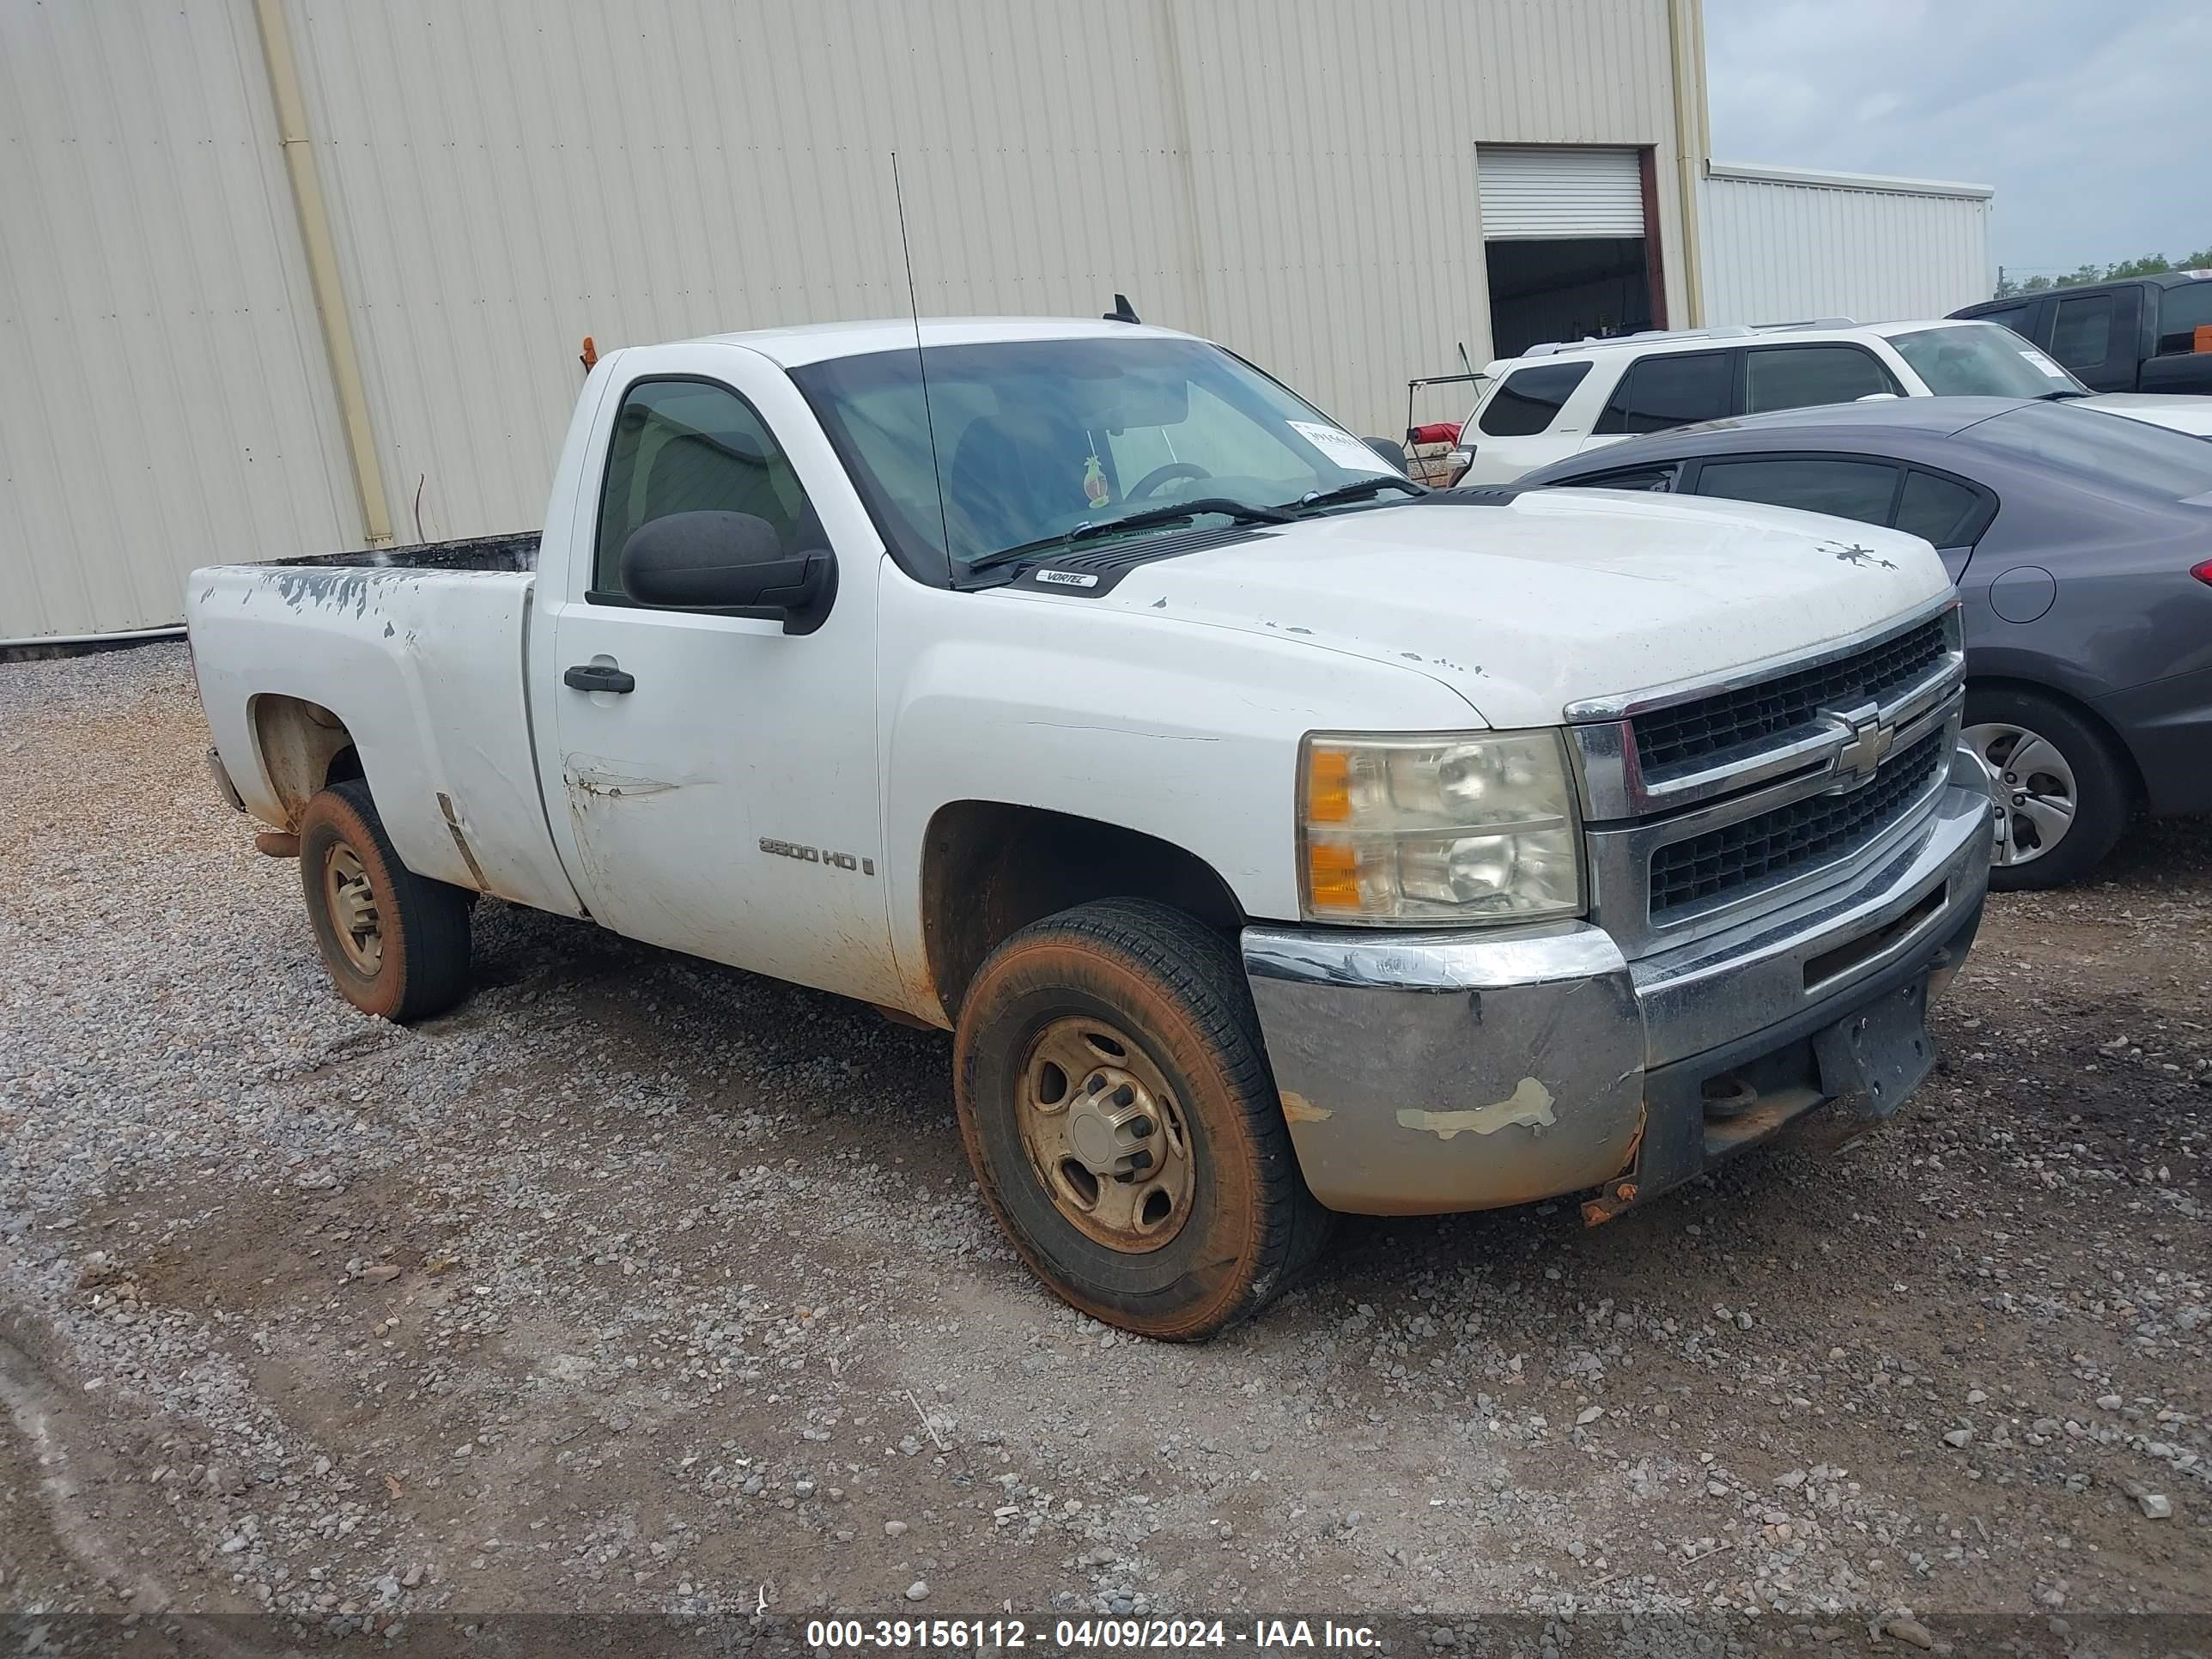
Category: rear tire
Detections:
[
  {"x1": 297, "y1": 779, "x2": 474, "y2": 1021},
  {"x1": 953, "y1": 899, "x2": 1331, "y2": 1340},
  {"x1": 1962, "y1": 685, "x2": 2131, "y2": 891}
]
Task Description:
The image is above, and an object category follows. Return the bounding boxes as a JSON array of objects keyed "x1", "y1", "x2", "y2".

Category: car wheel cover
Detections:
[{"x1": 1961, "y1": 721, "x2": 2077, "y2": 867}]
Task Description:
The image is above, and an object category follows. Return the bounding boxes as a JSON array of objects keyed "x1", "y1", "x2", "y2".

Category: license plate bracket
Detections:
[{"x1": 1813, "y1": 978, "x2": 1933, "y2": 1121}]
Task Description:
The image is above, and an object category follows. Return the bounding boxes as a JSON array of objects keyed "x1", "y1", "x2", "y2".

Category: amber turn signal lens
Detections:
[
  {"x1": 1305, "y1": 840, "x2": 1361, "y2": 909},
  {"x1": 1305, "y1": 746, "x2": 1353, "y2": 823}
]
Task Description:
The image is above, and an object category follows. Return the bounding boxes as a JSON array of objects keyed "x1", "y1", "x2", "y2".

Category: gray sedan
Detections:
[{"x1": 1515, "y1": 396, "x2": 2212, "y2": 888}]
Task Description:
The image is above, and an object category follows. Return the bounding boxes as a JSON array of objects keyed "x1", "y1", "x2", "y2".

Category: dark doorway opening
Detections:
[{"x1": 1486, "y1": 237, "x2": 1654, "y2": 359}]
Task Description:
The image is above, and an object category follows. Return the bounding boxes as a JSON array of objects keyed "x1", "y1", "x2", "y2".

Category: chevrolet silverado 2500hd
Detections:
[{"x1": 188, "y1": 318, "x2": 1996, "y2": 1339}]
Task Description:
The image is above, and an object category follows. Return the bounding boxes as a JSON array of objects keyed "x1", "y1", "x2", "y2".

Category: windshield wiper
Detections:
[
  {"x1": 961, "y1": 498, "x2": 1296, "y2": 583},
  {"x1": 1285, "y1": 475, "x2": 1429, "y2": 512},
  {"x1": 1068, "y1": 496, "x2": 1296, "y2": 541},
  {"x1": 2039, "y1": 388, "x2": 2091, "y2": 400}
]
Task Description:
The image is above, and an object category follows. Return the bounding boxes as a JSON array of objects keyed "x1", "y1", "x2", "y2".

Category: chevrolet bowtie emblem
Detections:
[{"x1": 1827, "y1": 699, "x2": 1895, "y2": 787}]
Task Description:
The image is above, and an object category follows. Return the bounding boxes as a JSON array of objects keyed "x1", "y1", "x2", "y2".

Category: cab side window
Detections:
[
  {"x1": 2155, "y1": 283, "x2": 2212, "y2": 356},
  {"x1": 594, "y1": 380, "x2": 817, "y2": 599},
  {"x1": 1972, "y1": 301, "x2": 2039, "y2": 341},
  {"x1": 1479, "y1": 362, "x2": 1594, "y2": 437},
  {"x1": 2050, "y1": 294, "x2": 2116, "y2": 368},
  {"x1": 1744, "y1": 345, "x2": 1899, "y2": 412},
  {"x1": 1595, "y1": 351, "x2": 1734, "y2": 435}
]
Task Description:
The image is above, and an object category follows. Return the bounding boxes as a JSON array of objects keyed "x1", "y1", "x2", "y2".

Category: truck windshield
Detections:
[
  {"x1": 791, "y1": 337, "x2": 1398, "y2": 576},
  {"x1": 1966, "y1": 400, "x2": 2212, "y2": 500},
  {"x1": 1887, "y1": 323, "x2": 2088, "y2": 399}
]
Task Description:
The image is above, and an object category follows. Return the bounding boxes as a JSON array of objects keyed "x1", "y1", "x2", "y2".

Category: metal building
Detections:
[
  {"x1": 3, "y1": 0, "x2": 1725, "y2": 642},
  {"x1": 1699, "y1": 161, "x2": 1995, "y2": 329},
  {"x1": 0, "y1": 3, "x2": 2000, "y2": 647}
]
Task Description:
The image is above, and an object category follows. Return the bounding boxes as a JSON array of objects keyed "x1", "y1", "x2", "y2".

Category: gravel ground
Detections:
[{"x1": 2, "y1": 642, "x2": 2207, "y2": 1655}]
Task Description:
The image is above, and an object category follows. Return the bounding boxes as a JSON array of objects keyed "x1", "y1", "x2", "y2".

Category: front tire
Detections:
[
  {"x1": 297, "y1": 779, "x2": 474, "y2": 1021},
  {"x1": 953, "y1": 899, "x2": 1331, "y2": 1340},
  {"x1": 1961, "y1": 685, "x2": 2131, "y2": 891}
]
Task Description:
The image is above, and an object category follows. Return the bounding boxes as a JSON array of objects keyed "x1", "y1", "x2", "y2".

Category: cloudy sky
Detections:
[{"x1": 1705, "y1": 0, "x2": 2210, "y2": 282}]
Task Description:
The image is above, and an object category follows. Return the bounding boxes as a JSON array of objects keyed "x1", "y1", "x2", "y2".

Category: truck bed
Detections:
[
  {"x1": 185, "y1": 544, "x2": 583, "y2": 920},
  {"x1": 276, "y1": 530, "x2": 540, "y2": 574}
]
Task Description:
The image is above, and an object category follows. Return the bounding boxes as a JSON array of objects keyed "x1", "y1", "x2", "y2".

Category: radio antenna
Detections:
[{"x1": 891, "y1": 152, "x2": 954, "y2": 580}]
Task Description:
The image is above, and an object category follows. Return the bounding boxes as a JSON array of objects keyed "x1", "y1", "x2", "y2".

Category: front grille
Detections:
[
  {"x1": 1632, "y1": 617, "x2": 1949, "y2": 776},
  {"x1": 1650, "y1": 730, "x2": 1947, "y2": 919}
]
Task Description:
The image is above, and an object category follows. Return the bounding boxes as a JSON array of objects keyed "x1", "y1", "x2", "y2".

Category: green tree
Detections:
[{"x1": 1994, "y1": 244, "x2": 2212, "y2": 298}]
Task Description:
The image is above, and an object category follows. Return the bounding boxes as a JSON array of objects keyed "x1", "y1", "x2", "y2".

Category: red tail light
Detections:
[{"x1": 2194, "y1": 559, "x2": 2212, "y2": 586}]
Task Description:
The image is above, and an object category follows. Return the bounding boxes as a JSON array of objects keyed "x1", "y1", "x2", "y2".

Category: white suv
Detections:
[{"x1": 1452, "y1": 319, "x2": 2088, "y2": 484}]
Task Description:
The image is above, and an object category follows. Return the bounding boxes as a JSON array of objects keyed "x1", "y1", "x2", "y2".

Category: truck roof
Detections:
[
  {"x1": 1481, "y1": 315, "x2": 1996, "y2": 376},
  {"x1": 693, "y1": 316, "x2": 1194, "y2": 368},
  {"x1": 1955, "y1": 270, "x2": 2212, "y2": 312}
]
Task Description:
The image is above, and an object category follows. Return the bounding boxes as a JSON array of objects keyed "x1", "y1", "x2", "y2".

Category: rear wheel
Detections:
[
  {"x1": 953, "y1": 899, "x2": 1331, "y2": 1340},
  {"x1": 1961, "y1": 685, "x2": 2131, "y2": 890},
  {"x1": 297, "y1": 779, "x2": 474, "y2": 1021}
]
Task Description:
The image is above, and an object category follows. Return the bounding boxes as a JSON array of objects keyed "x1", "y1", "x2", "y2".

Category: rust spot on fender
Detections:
[
  {"x1": 1395, "y1": 1077, "x2": 1556, "y2": 1139},
  {"x1": 1279, "y1": 1091, "x2": 1333, "y2": 1124},
  {"x1": 890, "y1": 954, "x2": 951, "y2": 1029}
]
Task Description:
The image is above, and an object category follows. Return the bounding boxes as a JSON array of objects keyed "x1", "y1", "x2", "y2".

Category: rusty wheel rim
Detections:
[
  {"x1": 324, "y1": 844, "x2": 384, "y2": 974},
  {"x1": 1015, "y1": 1016, "x2": 1194, "y2": 1254}
]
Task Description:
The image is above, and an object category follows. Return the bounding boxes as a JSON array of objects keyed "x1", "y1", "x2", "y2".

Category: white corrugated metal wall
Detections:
[
  {"x1": 1699, "y1": 161, "x2": 1992, "y2": 328},
  {"x1": 0, "y1": 0, "x2": 357, "y2": 642},
  {"x1": 1, "y1": 0, "x2": 1693, "y2": 641}
]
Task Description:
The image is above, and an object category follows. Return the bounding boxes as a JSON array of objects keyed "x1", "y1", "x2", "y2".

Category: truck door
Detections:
[
  {"x1": 2047, "y1": 288, "x2": 2139, "y2": 392},
  {"x1": 538, "y1": 345, "x2": 904, "y2": 1009},
  {"x1": 2141, "y1": 280, "x2": 2212, "y2": 394}
]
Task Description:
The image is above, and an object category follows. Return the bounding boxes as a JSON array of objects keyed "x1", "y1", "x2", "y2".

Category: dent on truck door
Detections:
[{"x1": 545, "y1": 369, "x2": 901, "y2": 1006}]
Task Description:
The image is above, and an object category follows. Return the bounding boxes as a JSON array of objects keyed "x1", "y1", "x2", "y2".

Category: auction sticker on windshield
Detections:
[
  {"x1": 1287, "y1": 420, "x2": 1393, "y2": 474},
  {"x1": 2018, "y1": 346, "x2": 2071, "y2": 380}
]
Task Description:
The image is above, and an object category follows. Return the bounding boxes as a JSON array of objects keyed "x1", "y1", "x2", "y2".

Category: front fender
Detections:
[{"x1": 875, "y1": 576, "x2": 1481, "y2": 1003}]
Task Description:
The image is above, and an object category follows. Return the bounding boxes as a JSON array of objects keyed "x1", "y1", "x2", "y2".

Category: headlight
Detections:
[{"x1": 1298, "y1": 729, "x2": 1583, "y2": 925}]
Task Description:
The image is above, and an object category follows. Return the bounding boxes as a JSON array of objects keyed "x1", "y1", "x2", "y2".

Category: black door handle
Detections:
[{"x1": 563, "y1": 663, "x2": 635, "y2": 695}]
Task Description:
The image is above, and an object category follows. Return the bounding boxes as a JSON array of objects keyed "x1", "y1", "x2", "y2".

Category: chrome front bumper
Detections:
[{"x1": 1242, "y1": 753, "x2": 1996, "y2": 1217}]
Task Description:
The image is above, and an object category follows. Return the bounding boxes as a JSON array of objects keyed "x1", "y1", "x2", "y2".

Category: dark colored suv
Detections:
[{"x1": 1953, "y1": 272, "x2": 2212, "y2": 395}]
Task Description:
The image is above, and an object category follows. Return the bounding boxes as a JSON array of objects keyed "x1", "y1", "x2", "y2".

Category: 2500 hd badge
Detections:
[{"x1": 760, "y1": 836, "x2": 874, "y2": 875}]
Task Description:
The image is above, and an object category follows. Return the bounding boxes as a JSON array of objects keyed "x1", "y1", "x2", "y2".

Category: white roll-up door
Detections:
[{"x1": 1477, "y1": 147, "x2": 1646, "y2": 240}]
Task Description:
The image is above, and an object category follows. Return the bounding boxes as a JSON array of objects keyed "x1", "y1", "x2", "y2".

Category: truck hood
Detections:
[
  {"x1": 2081, "y1": 392, "x2": 2212, "y2": 439},
  {"x1": 1079, "y1": 490, "x2": 1950, "y2": 728}
]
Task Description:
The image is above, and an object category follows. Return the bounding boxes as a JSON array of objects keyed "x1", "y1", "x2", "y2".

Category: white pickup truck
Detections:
[{"x1": 189, "y1": 317, "x2": 1995, "y2": 1339}]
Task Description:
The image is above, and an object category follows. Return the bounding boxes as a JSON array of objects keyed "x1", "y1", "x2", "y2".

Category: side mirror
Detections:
[
  {"x1": 1363, "y1": 436, "x2": 1410, "y2": 470},
  {"x1": 619, "y1": 511, "x2": 837, "y2": 635}
]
